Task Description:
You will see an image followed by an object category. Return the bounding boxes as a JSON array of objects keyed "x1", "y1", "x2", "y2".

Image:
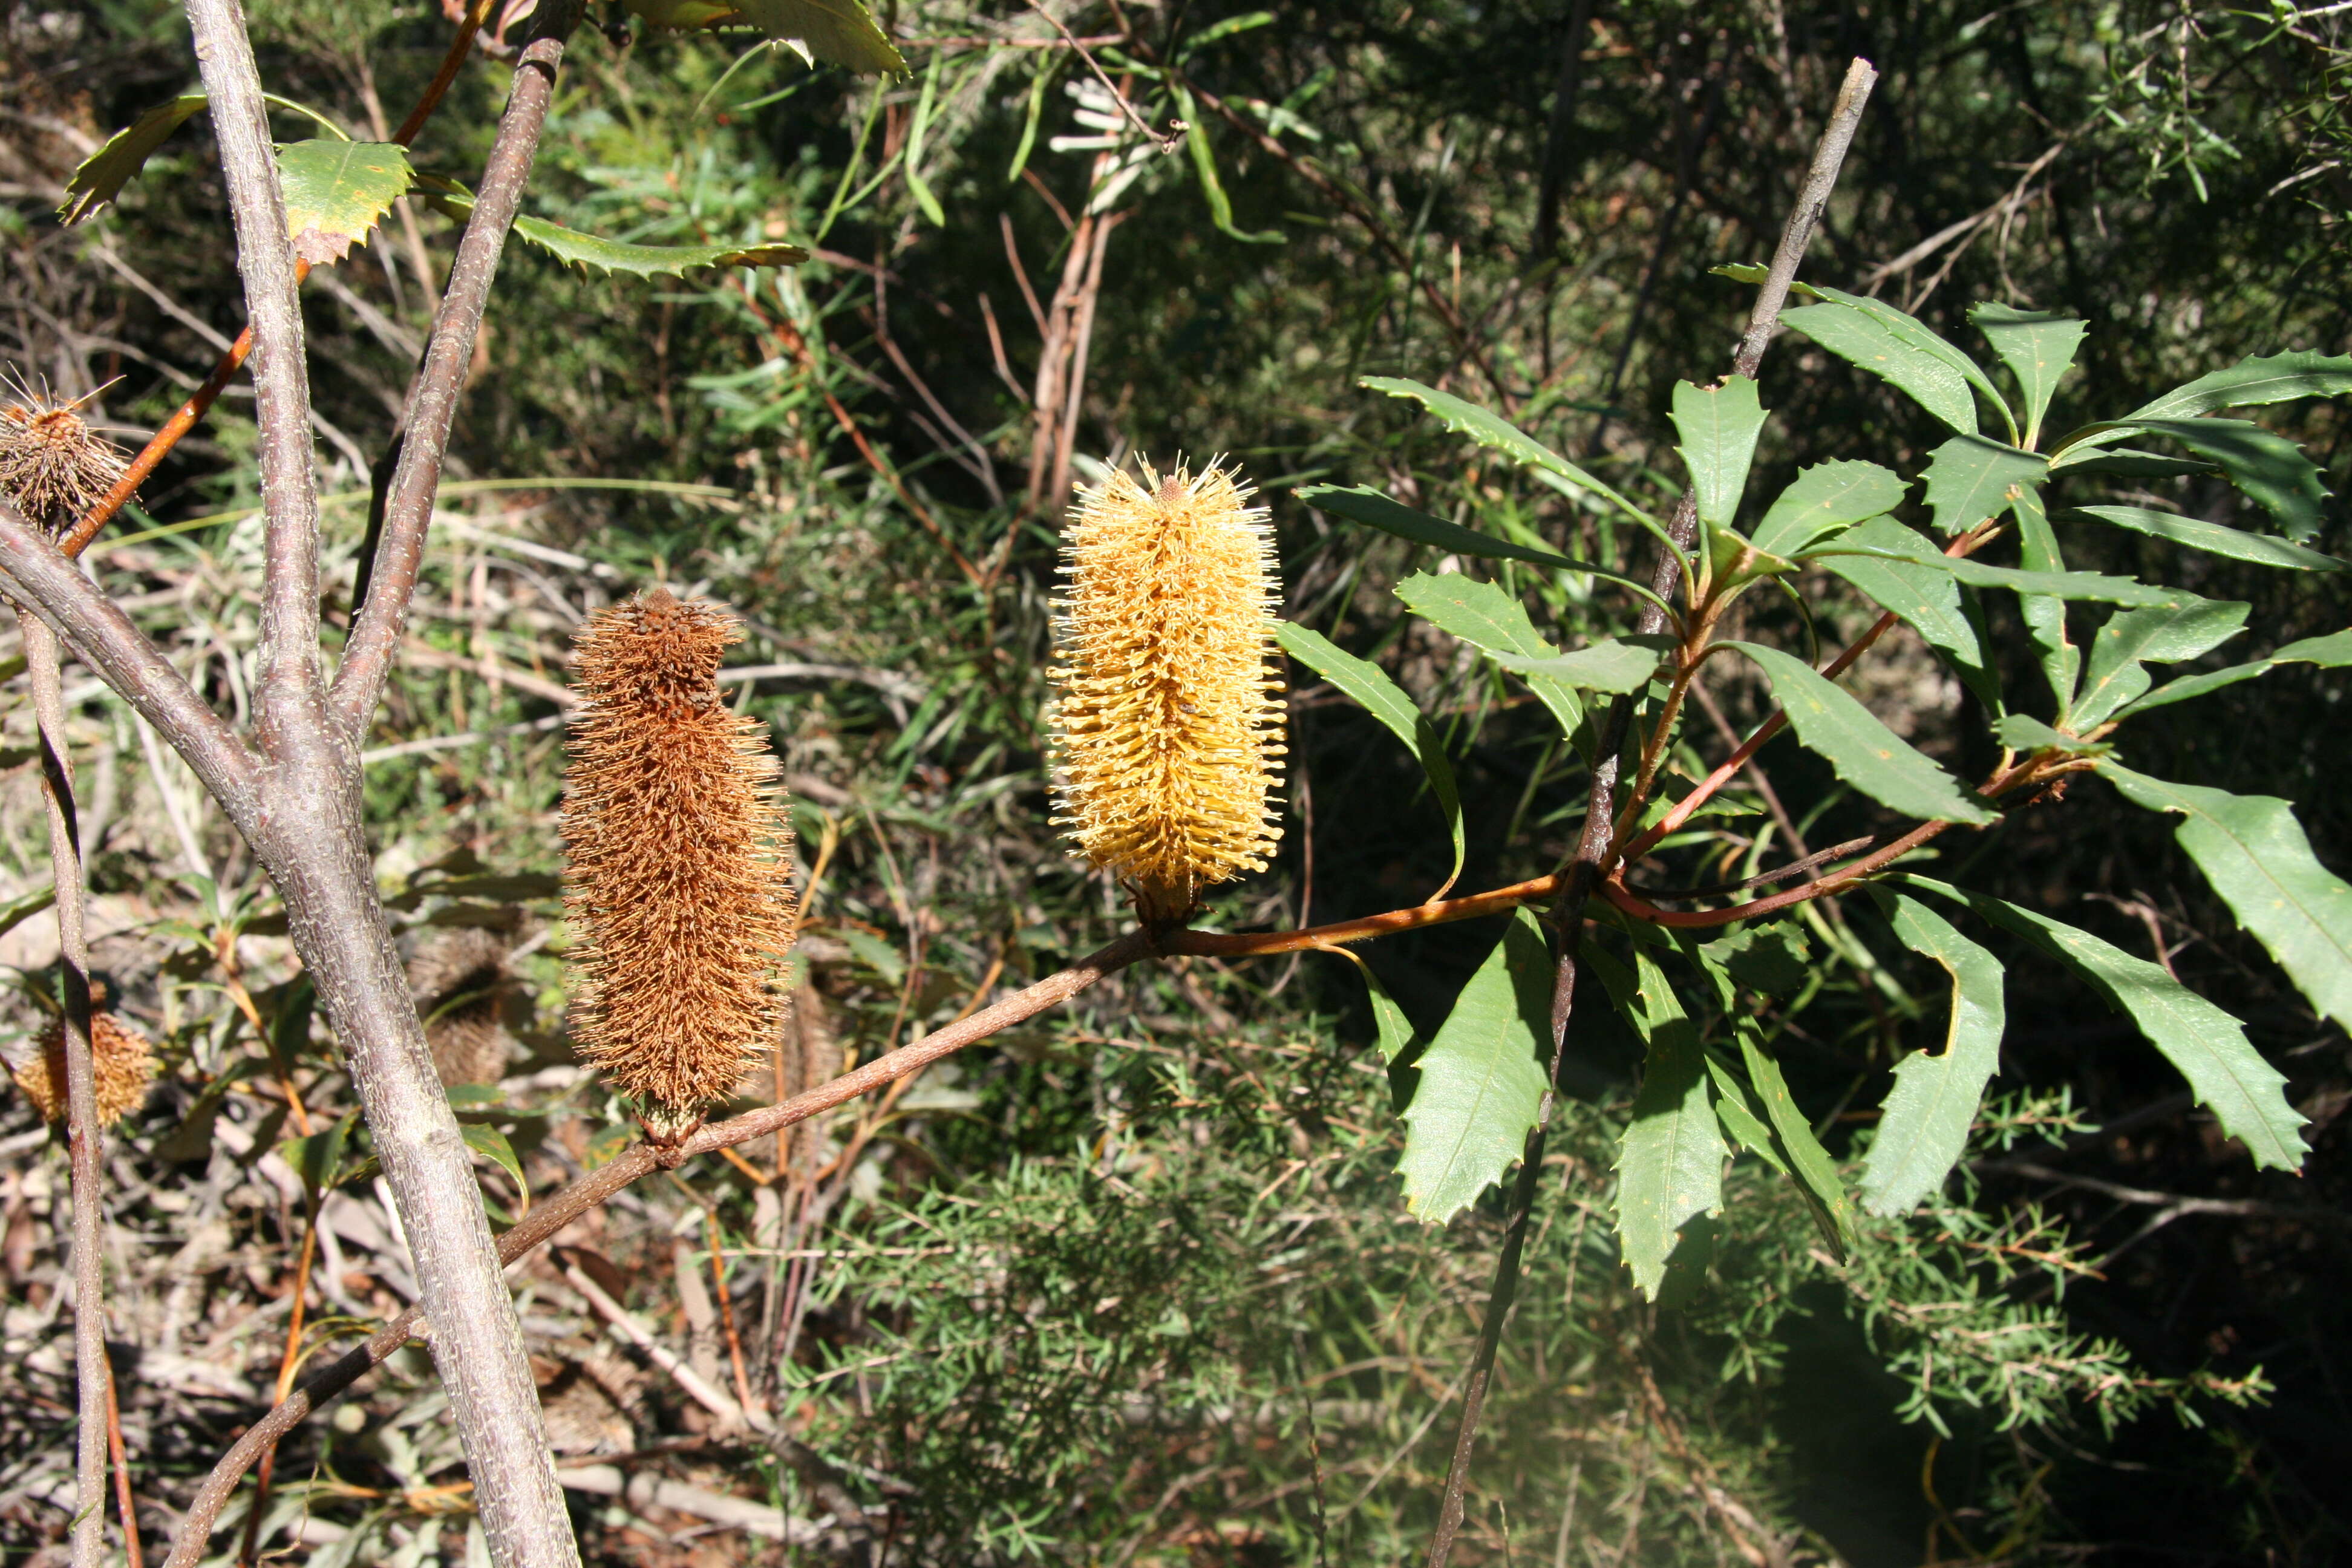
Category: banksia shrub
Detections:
[
  {"x1": 0, "y1": 378, "x2": 125, "y2": 533},
  {"x1": 408, "y1": 926, "x2": 518, "y2": 1088},
  {"x1": 11, "y1": 1010, "x2": 155, "y2": 1127},
  {"x1": 1048, "y1": 457, "x2": 1285, "y2": 927},
  {"x1": 562, "y1": 590, "x2": 796, "y2": 1141}
]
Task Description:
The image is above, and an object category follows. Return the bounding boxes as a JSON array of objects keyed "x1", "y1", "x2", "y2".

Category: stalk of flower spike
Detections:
[
  {"x1": 561, "y1": 589, "x2": 797, "y2": 1143},
  {"x1": 1048, "y1": 457, "x2": 1285, "y2": 929}
]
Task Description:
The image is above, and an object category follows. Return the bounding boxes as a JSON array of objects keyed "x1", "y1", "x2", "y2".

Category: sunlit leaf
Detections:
[
  {"x1": 1780, "y1": 290, "x2": 2007, "y2": 436},
  {"x1": 2065, "y1": 506, "x2": 2347, "y2": 573},
  {"x1": 1919, "y1": 434, "x2": 2047, "y2": 537},
  {"x1": 425, "y1": 182, "x2": 808, "y2": 276},
  {"x1": 1726, "y1": 641, "x2": 1997, "y2": 825},
  {"x1": 1992, "y1": 714, "x2": 2107, "y2": 754},
  {"x1": 2071, "y1": 599, "x2": 2249, "y2": 730},
  {"x1": 460, "y1": 1121, "x2": 528, "y2": 1193},
  {"x1": 1816, "y1": 517, "x2": 1999, "y2": 710},
  {"x1": 1861, "y1": 892, "x2": 2005, "y2": 1217},
  {"x1": 1670, "y1": 375, "x2": 1766, "y2": 529},
  {"x1": 2104, "y1": 766, "x2": 2352, "y2": 1033},
  {"x1": 732, "y1": 0, "x2": 906, "y2": 72},
  {"x1": 1970, "y1": 302, "x2": 2086, "y2": 440},
  {"x1": 2116, "y1": 419, "x2": 2327, "y2": 543},
  {"x1": 1394, "y1": 571, "x2": 1582, "y2": 737},
  {"x1": 1396, "y1": 911, "x2": 1552, "y2": 1222},
  {"x1": 1740, "y1": 1026, "x2": 1857, "y2": 1256},
  {"x1": 2009, "y1": 485, "x2": 2078, "y2": 714},
  {"x1": 2123, "y1": 627, "x2": 2352, "y2": 714},
  {"x1": 277, "y1": 139, "x2": 413, "y2": 264},
  {"x1": 1601, "y1": 950, "x2": 1723, "y2": 1299},
  {"x1": 1909, "y1": 877, "x2": 2308, "y2": 1171},
  {"x1": 57, "y1": 94, "x2": 209, "y2": 224},
  {"x1": 1359, "y1": 376, "x2": 1649, "y2": 520},
  {"x1": 2121, "y1": 349, "x2": 2352, "y2": 421},
  {"x1": 1753, "y1": 460, "x2": 1908, "y2": 560},
  {"x1": 1486, "y1": 639, "x2": 1665, "y2": 696},
  {"x1": 1175, "y1": 85, "x2": 1284, "y2": 243}
]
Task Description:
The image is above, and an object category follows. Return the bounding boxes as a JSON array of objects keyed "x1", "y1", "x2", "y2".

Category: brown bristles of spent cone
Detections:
[
  {"x1": 0, "y1": 377, "x2": 126, "y2": 534},
  {"x1": 11, "y1": 1012, "x2": 156, "y2": 1127},
  {"x1": 1048, "y1": 456, "x2": 1285, "y2": 928},
  {"x1": 409, "y1": 926, "x2": 518, "y2": 1088},
  {"x1": 561, "y1": 589, "x2": 797, "y2": 1140}
]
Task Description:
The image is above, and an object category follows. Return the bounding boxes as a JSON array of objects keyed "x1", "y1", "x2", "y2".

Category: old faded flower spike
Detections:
[
  {"x1": 0, "y1": 374, "x2": 125, "y2": 534},
  {"x1": 561, "y1": 589, "x2": 797, "y2": 1146},
  {"x1": 1050, "y1": 456, "x2": 1286, "y2": 928}
]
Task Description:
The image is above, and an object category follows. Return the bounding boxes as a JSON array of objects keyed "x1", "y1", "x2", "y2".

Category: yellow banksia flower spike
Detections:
[
  {"x1": 12, "y1": 1011, "x2": 155, "y2": 1128},
  {"x1": 561, "y1": 590, "x2": 797, "y2": 1144},
  {"x1": 1049, "y1": 456, "x2": 1286, "y2": 928}
]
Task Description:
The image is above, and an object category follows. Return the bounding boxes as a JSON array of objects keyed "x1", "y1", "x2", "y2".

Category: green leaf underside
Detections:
[
  {"x1": 1909, "y1": 877, "x2": 2308, "y2": 1171},
  {"x1": 461, "y1": 1121, "x2": 527, "y2": 1191},
  {"x1": 1780, "y1": 297, "x2": 1993, "y2": 436},
  {"x1": 1670, "y1": 376, "x2": 1767, "y2": 528},
  {"x1": 59, "y1": 94, "x2": 209, "y2": 224},
  {"x1": 1274, "y1": 621, "x2": 1465, "y2": 893},
  {"x1": 1920, "y1": 435, "x2": 2048, "y2": 537},
  {"x1": 1353, "y1": 960, "x2": 1418, "y2": 1064},
  {"x1": 1862, "y1": 893, "x2": 2006, "y2": 1216},
  {"x1": 2103, "y1": 766, "x2": 2352, "y2": 1034},
  {"x1": 1397, "y1": 910, "x2": 1553, "y2": 1222},
  {"x1": 426, "y1": 182, "x2": 807, "y2": 275},
  {"x1": 2051, "y1": 448, "x2": 2218, "y2": 479},
  {"x1": 1817, "y1": 518, "x2": 2000, "y2": 711},
  {"x1": 277, "y1": 139, "x2": 414, "y2": 261},
  {"x1": 1486, "y1": 639, "x2": 1664, "y2": 695},
  {"x1": 1358, "y1": 376, "x2": 1647, "y2": 518},
  {"x1": 1726, "y1": 641, "x2": 1996, "y2": 825},
  {"x1": 1754, "y1": 460, "x2": 1909, "y2": 560},
  {"x1": 731, "y1": 0, "x2": 907, "y2": 71},
  {"x1": 2126, "y1": 627, "x2": 2352, "y2": 714},
  {"x1": 2119, "y1": 420, "x2": 2327, "y2": 543},
  {"x1": 1606, "y1": 950, "x2": 1725, "y2": 1298},
  {"x1": 1970, "y1": 303, "x2": 2087, "y2": 438},
  {"x1": 2066, "y1": 506, "x2": 2347, "y2": 573},
  {"x1": 1741, "y1": 1028, "x2": 1858, "y2": 1255},
  {"x1": 2123, "y1": 350, "x2": 2352, "y2": 421},
  {"x1": 1706, "y1": 1060, "x2": 1788, "y2": 1175},
  {"x1": 2071, "y1": 600, "x2": 2250, "y2": 730},
  {"x1": 1992, "y1": 714, "x2": 2106, "y2": 754},
  {"x1": 1394, "y1": 572, "x2": 1583, "y2": 736}
]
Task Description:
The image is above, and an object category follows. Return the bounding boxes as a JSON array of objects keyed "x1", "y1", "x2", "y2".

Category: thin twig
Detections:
[
  {"x1": 235, "y1": 1217, "x2": 317, "y2": 1566},
  {"x1": 105, "y1": 1367, "x2": 144, "y2": 1568},
  {"x1": 1029, "y1": 1, "x2": 1186, "y2": 151}
]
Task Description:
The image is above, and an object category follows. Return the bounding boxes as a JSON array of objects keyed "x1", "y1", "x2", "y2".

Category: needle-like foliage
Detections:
[
  {"x1": 561, "y1": 590, "x2": 797, "y2": 1140},
  {"x1": 1048, "y1": 458, "x2": 1285, "y2": 927}
]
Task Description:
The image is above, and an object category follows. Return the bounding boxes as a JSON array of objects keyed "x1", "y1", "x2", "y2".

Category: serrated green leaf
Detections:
[
  {"x1": 732, "y1": 0, "x2": 906, "y2": 71},
  {"x1": 1908, "y1": 877, "x2": 2308, "y2": 1171},
  {"x1": 1817, "y1": 517, "x2": 1999, "y2": 711},
  {"x1": 2072, "y1": 599, "x2": 2250, "y2": 729},
  {"x1": 2103, "y1": 766, "x2": 2352, "y2": 1034},
  {"x1": 2117, "y1": 419, "x2": 2328, "y2": 543},
  {"x1": 2049, "y1": 448, "x2": 2218, "y2": 480},
  {"x1": 1607, "y1": 952, "x2": 1724, "y2": 1299},
  {"x1": 1705, "y1": 1057, "x2": 1788, "y2": 1175},
  {"x1": 1358, "y1": 376, "x2": 1650, "y2": 522},
  {"x1": 1919, "y1": 434, "x2": 2047, "y2": 537},
  {"x1": 1486, "y1": 638, "x2": 1665, "y2": 696},
  {"x1": 2009, "y1": 485, "x2": 2078, "y2": 714},
  {"x1": 1780, "y1": 295, "x2": 2003, "y2": 436},
  {"x1": 2122, "y1": 350, "x2": 2352, "y2": 421},
  {"x1": 1861, "y1": 892, "x2": 2005, "y2": 1217},
  {"x1": 461, "y1": 1121, "x2": 527, "y2": 1194},
  {"x1": 1740, "y1": 1027, "x2": 1857, "y2": 1256},
  {"x1": 426, "y1": 181, "x2": 808, "y2": 276},
  {"x1": 1726, "y1": 641, "x2": 1997, "y2": 825},
  {"x1": 277, "y1": 139, "x2": 413, "y2": 264},
  {"x1": 1753, "y1": 460, "x2": 1909, "y2": 559},
  {"x1": 2065, "y1": 506, "x2": 2347, "y2": 573},
  {"x1": 1396, "y1": 911, "x2": 1552, "y2": 1223},
  {"x1": 1394, "y1": 572, "x2": 1581, "y2": 737},
  {"x1": 1670, "y1": 376, "x2": 1767, "y2": 529},
  {"x1": 1992, "y1": 714, "x2": 2106, "y2": 754},
  {"x1": 2125, "y1": 627, "x2": 2352, "y2": 714},
  {"x1": 59, "y1": 94, "x2": 209, "y2": 224},
  {"x1": 1275, "y1": 621, "x2": 1464, "y2": 895},
  {"x1": 1970, "y1": 303, "x2": 2086, "y2": 442}
]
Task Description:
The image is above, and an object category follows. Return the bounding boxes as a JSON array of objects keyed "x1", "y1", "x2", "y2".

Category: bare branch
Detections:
[{"x1": 334, "y1": 36, "x2": 567, "y2": 737}]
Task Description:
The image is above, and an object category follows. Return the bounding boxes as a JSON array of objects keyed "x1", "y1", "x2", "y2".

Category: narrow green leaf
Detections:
[
  {"x1": 1609, "y1": 952, "x2": 1725, "y2": 1299},
  {"x1": 1780, "y1": 294, "x2": 2004, "y2": 436},
  {"x1": 1175, "y1": 85, "x2": 1284, "y2": 243},
  {"x1": 426, "y1": 182, "x2": 808, "y2": 276},
  {"x1": 1726, "y1": 641, "x2": 1997, "y2": 825},
  {"x1": 277, "y1": 139, "x2": 413, "y2": 264},
  {"x1": 2122, "y1": 350, "x2": 2352, "y2": 421},
  {"x1": 1919, "y1": 434, "x2": 2047, "y2": 537},
  {"x1": 1394, "y1": 571, "x2": 1582, "y2": 736},
  {"x1": 1740, "y1": 1027, "x2": 1858, "y2": 1255},
  {"x1": 461, "y1": 1121, "x2": 528, "y2": 1193},
  {"x1": 1275, "y1": 621, "x2": 1465, "y2": 893},
  {"x1": 1357, "y1": 961, "x2": 1417, "y2": 1064},
  {"x1": 1486, "y1": 639, "x2": 1665, "y2": 696},
  {"x1": 2125, "y1": 627, "x2": 2352, "y2": 714},
  {"x1": 2065, "y1": 506, "x2": 2348, "y2": 573},
  {"x1": 1005, "y1": 56, "x2": 1053, "y2": 184},
  {"x1": 0, "y1": 885, "x2": 57, "y2": 942},
  {"x1": 1357, "y1": 376, "x2": 1650, "y2": 521},
  {"x1": 1670, "y1": 376, "x2": 1767, "y2": 529},
  {"x1": 2049, "y1": 448, "x2": 2216, "y2": 480},
  {"x1": 1705, "y1": 1058, "x2": 1788, "y2": 1175},
  {"x1": 1753, "y1": 460, "x2": 1909, "y2": 559},
  {"x1": 2114, "y1": 419, "x2": 2328, "y2": 543},
  {"x1": 1818, "y1": 516, "x2": 2187, "y2": 610},
  {"x1": 1908, "y1": 877, "x2": 2308, "y2": 1171},
  {"x1": 2010, "y1": 485, "x2": 2078, "y2": 714},
  {"x1": 59, "y1": 94, "x2": 209, "y2": 224},
  {"x1": 900, "y1": 55, "x2": 945, "y2": 226},
  {"x1": 2072, "y1": 599, "x2": 2250, "y2": 730},
  {"x1": 1861, "y1": 893, "x2": 2005, "y2": 1217},
  {"x1": 733, "y1": 0, "x2": 906, "y2": 72},
  {"x1": 2103, "y1": 766, "x2": 2352, "y2": 1034},
  {"x1": 1396, "y1": 911, "x2": 1552, "y2": 1222},
  {"x1": 1301, "y1": 484, "x2": 1616, "y2": 578},
  {"x1": 1817, "y1": 517, "x2": 1999, "y2": 711},
  {"x1": 1970, "y1": 303, "x2": 2086, "y2": 441}
]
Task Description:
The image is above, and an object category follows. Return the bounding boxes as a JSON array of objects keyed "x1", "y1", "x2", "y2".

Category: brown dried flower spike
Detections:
[
  {"x1": 1050, "y1": 457, "x2": 1285, "y2": 928},
  {"x1": 0, "y1": 377, "x2": 125, "y2": 534},
  {"x1": 562, "y1": 590, "x2": 796, "y2": 1143},
  {"x1": 11, "y1": 1011, "x2": 156, "y2": 1128}
]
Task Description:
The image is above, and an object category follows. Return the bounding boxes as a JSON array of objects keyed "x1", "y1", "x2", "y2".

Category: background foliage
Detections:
[{"x1": 2, "y1": 0, "x2": 2347, "y2": 1562}]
